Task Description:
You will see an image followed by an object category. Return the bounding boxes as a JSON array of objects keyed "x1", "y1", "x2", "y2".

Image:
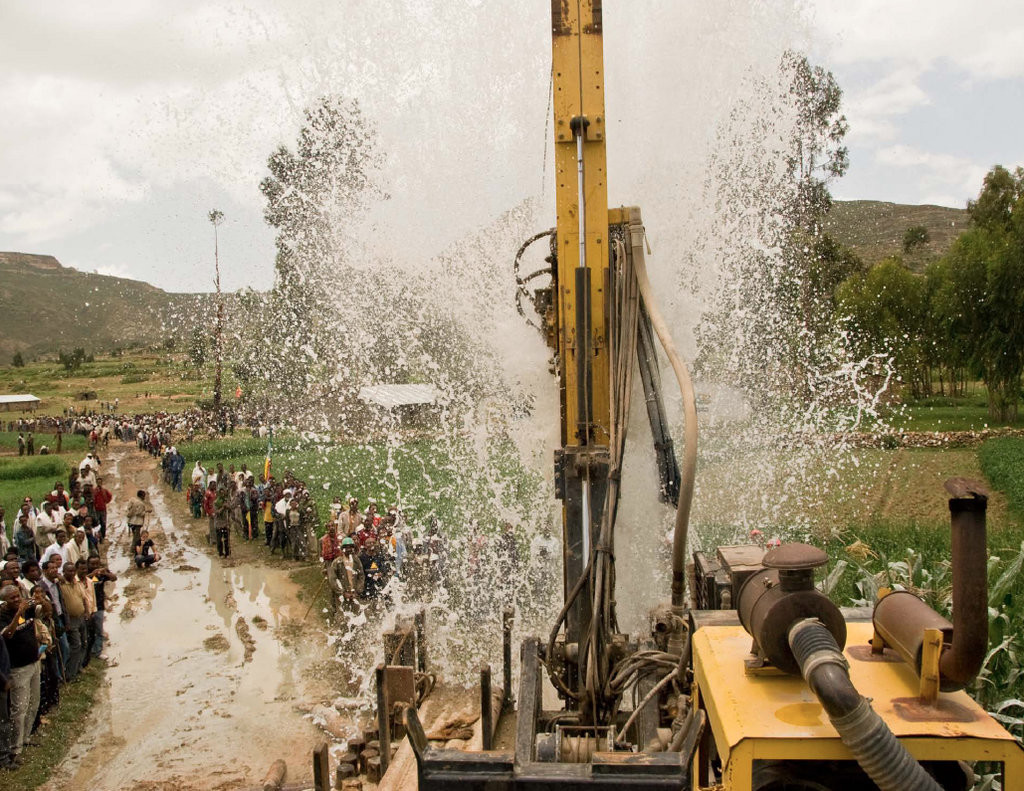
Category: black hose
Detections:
[{"x1": 788, "y1": 619, "x2": 943, "y2": 791}]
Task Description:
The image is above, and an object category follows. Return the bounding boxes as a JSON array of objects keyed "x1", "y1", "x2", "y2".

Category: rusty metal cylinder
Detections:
[
  {"x1": 737, "y1": 544, "x2": 845, "y2": 675},
  {"x1": 872, "y1": 591, "x2": 953, "y2": 674},
  {"x1": 738, "y1": 568, "x2": 846, "y2": 674}
]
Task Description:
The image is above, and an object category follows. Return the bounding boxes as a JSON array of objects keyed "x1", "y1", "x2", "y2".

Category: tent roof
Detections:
[
  {"x1": 358, "y1": 384, "x2": 436, "y2": 409},
  {"x1": 0, "y1": 395, "x2": 40, "y2": 404}
]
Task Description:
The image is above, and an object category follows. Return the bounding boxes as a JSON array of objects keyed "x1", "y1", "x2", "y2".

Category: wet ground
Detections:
[{"x1": 43, "y1": 445, "x2": 339, "y2": 791}]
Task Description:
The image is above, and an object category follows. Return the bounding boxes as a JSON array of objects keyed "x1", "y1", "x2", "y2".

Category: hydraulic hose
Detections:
[
  {"x1": 788, "y1": 619, "x2": 943, "y2": 791},
  {"x1": 631, "y1": 231, "x2": 698, "y2": 614}
]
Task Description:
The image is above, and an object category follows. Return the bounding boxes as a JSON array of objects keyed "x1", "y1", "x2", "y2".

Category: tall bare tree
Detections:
[{"x1": 209, "y1": 209, "x2": 225, "y2": 413}]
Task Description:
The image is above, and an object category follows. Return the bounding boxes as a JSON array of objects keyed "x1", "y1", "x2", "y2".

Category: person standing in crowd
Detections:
[
  {"x1": 320, "y1": 522, "x2": 341, "y2": 571},
  {"x1": 57, "y1": 563, "x2": 87, "y2": 681},
  {"x1": 125, "y1": 490, "x2": 151, "y2": 545},
  {"x1": 203, "y1": 481, "x2": 217, "y2": 545},
  {"x1": 0, "y1": 584, "x2": 40, "y2": 768},
  {"x1": 34, "y1": 501, "x2": 58, "y2": 556},
  {"x1": 169, "y1": 447, "x2": 185, "y2": 492},
  {"x1": 191, "y1": 461, "x2": 207, "y2": 489},
  {"x1": 16, "y1": 434, "x2": 25, "y2": 457},
  {"x1": 86, "y1": 557, "x2": 116, "y2": 660},
  {"x1": 328, "y1": 537, "x2": 364, "y2": 616},
  {"x1": 25, "y1": 433, "x2": 34, "y2": 456},
  {"x1": 339, "y1": 498, "x2": 362, "y2": 537},
  {"x1": 358, "y1": 536, "x2": 390, "y2": 602},
  {"x1": 214, "y1": 489, "x2": 231, "y2": 559},
  {"x1": 92, "y1": 477, "x2": 112, "y2": 543},
  {"x1": 39, "y1": 560, "x2": 67, "y2": 682},
  {"x1": 13, "y1": 516, "x2": 36, "y2": 565}
]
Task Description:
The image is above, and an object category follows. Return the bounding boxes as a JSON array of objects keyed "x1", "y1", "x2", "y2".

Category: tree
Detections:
[
  {"x1": 254, "y1": 96, "x2": 386, "y2": 415},
  {"x1": 11, "y1": 351, "x2": 24, "y2": 368},
  {"x1": 903, "y1": 225, "x2": 930, "y2": 253},
  {"x1": 696, "y1": 52, "x2": 853, "y2": 407},
  {"x1": 940, "y1": 166, "x2": 1024, "y2": 422},
  {"x1": 188, "y1": 328, "x2": 208, "y2": 370},
  {"x1": 836, "y1": 257, "x2": 928, "y2": 397},
  {"x1": 209, "y1": 209, "x2": 225, "y2": 413},
  {"x1": 58, "y1": 347, "x2": 87, "y2": 373},
  {"x1": 783, "y1": 51, "x2": 850, "y2": 231}
]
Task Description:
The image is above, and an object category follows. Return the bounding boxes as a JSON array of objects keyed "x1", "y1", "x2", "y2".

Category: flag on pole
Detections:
[{"x1": 263, "y1": 427, "x2": 273, "y2": 479}]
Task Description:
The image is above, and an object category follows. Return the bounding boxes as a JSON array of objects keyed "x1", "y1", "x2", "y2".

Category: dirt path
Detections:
[{"x1": 43, "y1": 444, "x2": 338, "y2": 791}]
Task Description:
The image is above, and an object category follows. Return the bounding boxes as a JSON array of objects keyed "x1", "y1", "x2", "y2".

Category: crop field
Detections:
[
  {"x1": 0, "y1": 351, "x2": 225, "y2": 417},
  {"x1": 0, "y1": 455, "x2": 71, "y2": 523}
]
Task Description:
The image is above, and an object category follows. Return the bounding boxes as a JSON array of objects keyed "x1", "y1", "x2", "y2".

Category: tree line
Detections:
[{"x1": 835, "y1": 166, "x2": 1024, "y2": 423}]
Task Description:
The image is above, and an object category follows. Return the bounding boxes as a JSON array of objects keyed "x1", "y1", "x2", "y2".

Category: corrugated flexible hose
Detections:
[{"x1": 788, "y1": 619, "x2": 943, "y2": 791}]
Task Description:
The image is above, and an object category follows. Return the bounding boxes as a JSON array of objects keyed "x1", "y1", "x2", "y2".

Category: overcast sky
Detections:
[{"x1": 1, "y1": 1, "x2": 1021, "y2": 293}]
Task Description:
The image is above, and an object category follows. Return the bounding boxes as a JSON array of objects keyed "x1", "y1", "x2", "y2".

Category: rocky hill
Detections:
[
  {"x1": 824, "y1": 200, "x2": 970, "y2": 271},
  {"x1": 0, "y1": 252, "x2": 214, "y2": 360}
]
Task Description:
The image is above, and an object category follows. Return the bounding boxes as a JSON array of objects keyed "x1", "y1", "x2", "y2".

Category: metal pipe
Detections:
[
  {"x1": 939, "y1": 479, "x2": 989, "y2": 691},
  {"x1": 375, "y1": 664, "x2": 391, "y2": 776},
  {"x1": 481, "y1": 665, "x2": 493, "y2": 750},
  {"x1": 502, "y1": 608, "x2": 514, "y2": 709}
]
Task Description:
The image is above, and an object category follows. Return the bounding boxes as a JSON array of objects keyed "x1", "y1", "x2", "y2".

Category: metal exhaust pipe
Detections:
[
  {"x1": 872, "y1": 478, "x2": 989, "y2": 692},
  {"x1": 938, "y1": 477, "x2": 989, "y2": 691}
]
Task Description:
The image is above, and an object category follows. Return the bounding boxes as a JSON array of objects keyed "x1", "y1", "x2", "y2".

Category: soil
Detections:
[{"x1": 42, "y1": 444, "x2": 346, "y2": 791}]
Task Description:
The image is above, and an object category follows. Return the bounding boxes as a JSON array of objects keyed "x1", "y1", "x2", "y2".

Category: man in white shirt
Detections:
[
  {"x1": 79, "y1": 463, "x2": 98, "y2": 489},
  {"x1": 41, "y1": 528, "x2": 71, "y2": 568},
  {"x1": 34, "y1": 501, "x2": 60, "y2": 555}
]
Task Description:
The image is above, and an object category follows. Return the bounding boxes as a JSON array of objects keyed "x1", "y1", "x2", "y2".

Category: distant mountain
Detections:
[
  {"x1": 0, "y1": 200, "x2": 973, "y2": 359},
  {"x1": 825, "y1": 200, "x2": 970, "y2": 271},
  {"x1": 0, "y1": 252, "x2": 214, "y2": 359}
]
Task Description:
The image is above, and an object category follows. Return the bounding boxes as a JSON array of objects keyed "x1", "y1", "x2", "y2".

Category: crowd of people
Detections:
[{"x1": 0, "y1": 452, "x2": 118, "y2": 771}]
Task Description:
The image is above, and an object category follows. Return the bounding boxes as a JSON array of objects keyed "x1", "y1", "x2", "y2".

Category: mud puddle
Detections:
[{"x1": 44, "y1": 447, "x2": 336, "y2": 791}]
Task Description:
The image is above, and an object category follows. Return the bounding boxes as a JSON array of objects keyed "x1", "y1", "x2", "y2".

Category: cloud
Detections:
[
  {"x1": 842, "y1": 66, "x2": 931, "y2": 143},
  {"x1": 874, "y1": 144, "x2": 989, "y2": 205},
  {"x1": 810, "y1": 0, "x2": 1024, "y2": 78}
]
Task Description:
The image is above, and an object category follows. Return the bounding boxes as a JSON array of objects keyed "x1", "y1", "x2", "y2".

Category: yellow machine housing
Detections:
[{"x1": 691, "y1": 619, "x2": 1024, "y2": 790}]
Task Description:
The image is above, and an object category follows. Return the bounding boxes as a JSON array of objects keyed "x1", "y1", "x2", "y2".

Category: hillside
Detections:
[
  {"x1": 825, "y1": 200, "x2": 970, "y2": 270},
  {"x1": 0, "y1": 252, "x2": 214, "y2": 359},
  {"x1": 0, "y1": 200, "x2": 971, "y2": 359}
]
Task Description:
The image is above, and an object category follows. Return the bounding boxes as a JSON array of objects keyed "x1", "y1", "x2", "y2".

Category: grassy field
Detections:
[
  {"x1": 177, "y1": 433, "x2": 544, "y2": 539},
  {"x1": 0, "y1": 431, "x2": 87, "y2": 455},
  {"x1": 0, "y1": 456, "x2": 71, "y2": 527},
  {"x1": 0, "y1": 352, "x2": 229, "y2": 417},
  {"x1": 893, "y1": 387, "x2": 1023, "y2": 431}
]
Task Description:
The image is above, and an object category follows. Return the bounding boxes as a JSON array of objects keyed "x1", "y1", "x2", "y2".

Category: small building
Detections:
[
  {"x1": 0, "y1": 394, "x2": 40, "y2": 413},
  {"x1": 357, "y1": 384, "x2": 438, "y2": 431}
]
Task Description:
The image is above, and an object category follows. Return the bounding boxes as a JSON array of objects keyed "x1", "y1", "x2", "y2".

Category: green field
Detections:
[
  {"x1": 0, "y1": 351, "x2": 230, "y2": 417},
  {"x1": 177, "y1": 432, "x2": 543, "y2": 538},
  {"x1": 0, "y1": 430, "x2": 87, "y2": 454},
  {"x1": 0, "y1": 455, "x2": 71, "y2": 532}
]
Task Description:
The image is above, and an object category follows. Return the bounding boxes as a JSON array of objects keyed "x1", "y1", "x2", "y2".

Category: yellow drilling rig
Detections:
[{"x1": 364, "y1": 4, "x2": 1024, "y2": 790}]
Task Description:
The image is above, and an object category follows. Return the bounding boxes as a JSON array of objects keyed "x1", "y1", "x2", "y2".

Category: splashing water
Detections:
[{"x1": 171, "y1": 1, "x2": 897, "y2": 703}]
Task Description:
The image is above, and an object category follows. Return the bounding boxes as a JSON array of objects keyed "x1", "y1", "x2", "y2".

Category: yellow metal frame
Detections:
[
  {"x1": 692, "y1": 622, "x2": 1024, "y2": 790},
  {"x1": 551, "y1": 0, "x2": 610, "y2": 446}
]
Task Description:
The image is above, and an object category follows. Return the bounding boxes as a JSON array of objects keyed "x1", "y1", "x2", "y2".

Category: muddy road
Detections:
[{"x1": 44, "y1": 445, "x2": 343, "y2": 791}]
